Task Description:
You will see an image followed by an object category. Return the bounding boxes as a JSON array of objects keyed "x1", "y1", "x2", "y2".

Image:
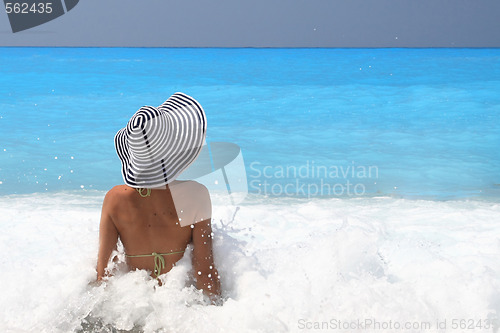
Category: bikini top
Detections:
[{"x1": 125, "y1": 250, "x2": 185, "y2": 278}]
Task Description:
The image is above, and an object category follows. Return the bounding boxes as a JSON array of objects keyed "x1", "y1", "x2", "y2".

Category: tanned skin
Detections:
[{"x1": 96, "y1": 180, "x2": 221, "y2": 302}]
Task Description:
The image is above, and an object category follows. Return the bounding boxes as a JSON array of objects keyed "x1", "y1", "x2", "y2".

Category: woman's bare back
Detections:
[
  {"x1": 97, "y1": 180, "x2": 220, "y2": 299},
  {"x1": 110, "y1": 183, "x2": 193, "y2": 275}
]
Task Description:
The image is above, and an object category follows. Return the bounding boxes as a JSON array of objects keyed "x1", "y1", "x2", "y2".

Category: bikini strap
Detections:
[{"x1": 125, "y1": 251, "x2": 185, "y2": 277}]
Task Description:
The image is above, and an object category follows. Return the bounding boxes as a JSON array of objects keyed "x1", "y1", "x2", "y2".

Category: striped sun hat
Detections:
[{"x1": 114, "y1": 92, "x2": 207, "y2": 188}]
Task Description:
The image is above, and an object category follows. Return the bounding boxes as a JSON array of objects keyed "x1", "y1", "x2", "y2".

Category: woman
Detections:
[{"x1": 96, "y1": 92, "x2": 221, "y2": 303}]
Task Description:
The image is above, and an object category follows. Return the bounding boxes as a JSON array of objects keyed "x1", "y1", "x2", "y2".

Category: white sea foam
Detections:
[{"x1": 0, "y1": 192, "x2": 499, "y2": 332}]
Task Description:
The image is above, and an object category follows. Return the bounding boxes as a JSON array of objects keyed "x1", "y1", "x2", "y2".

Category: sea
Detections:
[{"x1": 0, "y1": 48, "x2": 499, "y2": 332}]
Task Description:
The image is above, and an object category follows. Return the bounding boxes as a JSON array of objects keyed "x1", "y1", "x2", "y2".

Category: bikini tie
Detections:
[
  {"x1": 151, "y1": 252, "x2": 165, "y2": 277},
  {"x1": 136, "y1": 188, "x2": 151, "y2": 197}
]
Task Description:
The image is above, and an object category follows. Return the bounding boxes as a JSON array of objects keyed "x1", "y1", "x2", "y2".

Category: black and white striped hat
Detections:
[{"x1": 114, "y1": 92, "x2": 207, "y2": 188}]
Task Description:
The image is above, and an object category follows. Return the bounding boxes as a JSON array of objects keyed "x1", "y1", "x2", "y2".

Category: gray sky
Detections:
[{"x1": 1, "y1": 0, "x2": 499, "y2": 47}]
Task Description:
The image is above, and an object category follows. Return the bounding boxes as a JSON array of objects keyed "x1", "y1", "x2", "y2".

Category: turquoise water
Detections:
[
  {"x1": 1, "y1": 48, "x2": 500, "y2": 333},
  {"x1": 0, "y1": 48, "x2": 499, "y2": 199}
]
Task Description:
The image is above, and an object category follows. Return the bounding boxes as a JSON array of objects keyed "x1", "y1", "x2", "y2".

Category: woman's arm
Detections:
[
  {"x1": 191, "y1": 185, "x2": 221, "y2": 303},
  {"x1": 96, "y1": 191, "x2": 119, "y2": 280},
  {"x1": 192, "y1": 218, "x2": 221, "y2": 302}
]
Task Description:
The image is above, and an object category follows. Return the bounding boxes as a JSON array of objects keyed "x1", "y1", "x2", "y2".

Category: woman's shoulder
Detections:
[
  {"x1": 170, "y1": 181, "x2": 211, "y2": 224},
  {"x1": 171, "y1": 180, "x2": 211, "y2": 207},
  {"x1": 103, "y1": 185, "x2": 136, "y2": 205},
  {"x1": 107, "y1": 185, "x2": 136, "y2": 196},
  {"x1": 170, "y1": 180, "x2": 209, "y2": 196}
]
